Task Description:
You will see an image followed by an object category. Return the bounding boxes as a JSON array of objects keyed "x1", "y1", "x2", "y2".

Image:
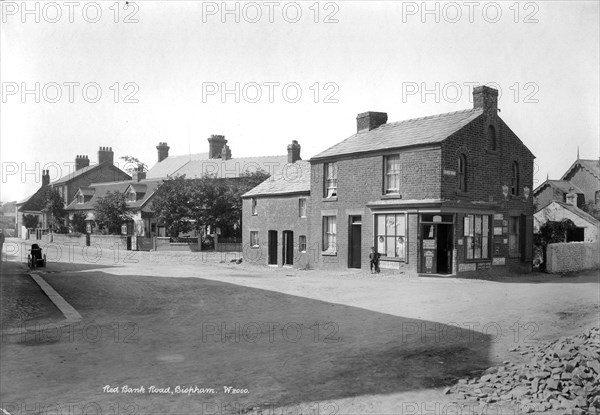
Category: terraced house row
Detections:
[{"x1": 242, "y1": 86, "x2": 535, "y2": 277}]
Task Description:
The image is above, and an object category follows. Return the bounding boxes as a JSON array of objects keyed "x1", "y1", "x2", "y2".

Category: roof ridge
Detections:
[{"x1": 380, "y1": 108, "x2": 479, "y2": 128}]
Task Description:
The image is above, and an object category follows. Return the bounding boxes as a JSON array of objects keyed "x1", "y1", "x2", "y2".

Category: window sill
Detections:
[
  {"x1": 322, "y1": 197, "x2": 338, "y2": 202},
  {"x1": 250, "y1": 245, "x2": 260, "y2": 249},
  {"x1": 464, "y1": 259, "x2": 492, "y2": 263},
  {"x1": 321, "y1": 251, "x2": 337, "y2": 256},
  {"x1": 380, "y1": 257, "x2": 406, "y2": 263},
  {"x1": 251, "y1": 214, "x2": 258, "y2": 217},
  {"x1": 485, "y1": 149, "x2": 500, "y2": 155},
  {"x1": 381, "y1": 194, "x2": 402, "y2": 200}
]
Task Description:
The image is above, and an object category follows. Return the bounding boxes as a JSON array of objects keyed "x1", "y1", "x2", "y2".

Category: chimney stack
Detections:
[
  {"x1": 75, "y1": 155, "x2": 90, "y2": 171},
  {"x1": 132, "y1": 164, "x2": 146, "y2": 182},
  {"x1": 42, "y1": 170, "x2": 50, "y2": 186},
  {"x1": 157, "y1": 142, "x2": 170, "y2": 162},
  {"x1": 220, "y1": 144, "x2": 232, "y2": 161},
  {"x1": 98, "y1": 146, "x2": 114, "y2": 165},
  {"x1": 473, "y1": 86, "x2": 498, "y2": 114},
  {"x1": 208, "y1": 135, "x2": 227, "y2": 159},
  {"x1": 287, "y1": 140, "x2": 301, "y2": 163},
  {"x1": 357, "y1": 112, "x2": 388, "y2": 133}
]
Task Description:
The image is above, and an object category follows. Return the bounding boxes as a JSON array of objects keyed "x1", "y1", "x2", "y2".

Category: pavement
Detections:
[{"x1": 0, "y1": 261, "x2": 64, "y2": 332}]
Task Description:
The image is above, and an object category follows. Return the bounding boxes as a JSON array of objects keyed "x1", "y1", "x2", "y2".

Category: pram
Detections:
[{"x1": 27, "y1": 244, "x2": 46, "y2": 269}]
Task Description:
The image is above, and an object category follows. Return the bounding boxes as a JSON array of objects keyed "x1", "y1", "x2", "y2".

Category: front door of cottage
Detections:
[
  {"x1": 348, "y1": 216, "x2": 362, "y2": 268},
  {"x1": 268, "y1": 230, "x2": 278, "y2": 265},
  {"x1": 282, "y1": 230, "x2": 294, "y2": 266}
]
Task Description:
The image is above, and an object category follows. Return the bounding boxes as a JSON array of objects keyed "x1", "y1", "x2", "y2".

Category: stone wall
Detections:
[{"x1": 546, "y1": 242, "x2": 600, "y2": 273}]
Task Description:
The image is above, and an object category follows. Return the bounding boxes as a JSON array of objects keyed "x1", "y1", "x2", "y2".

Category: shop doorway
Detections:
[{"x1": 420, "y1": 220, "x2": 453, "y2": 274}]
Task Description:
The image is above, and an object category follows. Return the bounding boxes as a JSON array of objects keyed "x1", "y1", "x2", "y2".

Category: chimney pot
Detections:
[
  {"x1": 287, "y1": 140, "x2": 302, "y2": 163},
  {"x1": 156, "y1": 142, "x2": 170, "y2": 162},
  {"x1": 208, "y1": 134, "x2": 228, "y2": 159},
  {"x1": 42, "y1": 169, "x2": 50, "y2": 186},
  {"x1": 473, "y1": 86, "x2": 498, "y2": 114},
  {"x1": 98, "y1": 146, "x2": 114, "y2": 165},
  {"x1": 356, "y1": 112, "x2": 388, "y2": 133}
]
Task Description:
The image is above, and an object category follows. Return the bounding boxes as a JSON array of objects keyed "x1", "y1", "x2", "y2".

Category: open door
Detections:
[
  {"x1": 268, "y1": 230, "x2": 278, "y2": 265},
  {"x1": 348, "y1": 216, "x2": 362, "y2": 268},
  {"x1": 282, "y1": 230, "x2": 294, "y2": 266}
]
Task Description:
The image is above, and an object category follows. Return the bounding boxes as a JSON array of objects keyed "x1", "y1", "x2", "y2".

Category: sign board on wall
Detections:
[
  {"x1": 458, "y1": 263, "x2": 476, "y2": 272},
  {"x1": 492, "y1": 257, "x2": 506, "y2": 265},
  {"x1": 494, "y1": 214, "x2": 504, "y2": 220},
  {"x1": 494, "y1": 227, "x2": 503, "y2": 235},
  {"x1": 423, "y1": 240, "x2": 436, "y2": 250}
]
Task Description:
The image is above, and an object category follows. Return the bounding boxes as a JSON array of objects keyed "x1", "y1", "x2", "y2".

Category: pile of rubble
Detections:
[{"x1": 446, "y1": 327, "x2": 600, "y2": 414}]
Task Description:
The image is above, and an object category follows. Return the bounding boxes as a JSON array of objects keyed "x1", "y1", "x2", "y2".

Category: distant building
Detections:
[
  {"x1": 534, "y1": 156, "x2": 600, "y2": 211},
  {"x1": 15, "y1": 147, "x2": 131, "y2": 237},
  {"x1": 147, "y1": 136, "x2": 289, "y2": 180}
]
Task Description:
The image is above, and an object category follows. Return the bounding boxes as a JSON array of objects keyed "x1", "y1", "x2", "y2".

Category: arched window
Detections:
[
  {"x1": 488, "y1": 125, "x2": 497, "y2": 151},
  {"x1": 458, "y1": 154, "x2": 467, "y2": 192},
  {"x1": 511, "y1": 161, "x2": 519, "y2": 196}
]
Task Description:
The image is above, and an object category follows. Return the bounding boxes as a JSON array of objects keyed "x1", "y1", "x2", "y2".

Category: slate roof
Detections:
[
  {"x1": 17, "y1": 185, "x2": 49, "y2": 212},
  {"x1": 312, "y1": 109, "x2": 483, "y2": 160},
  {"x1": 65, "y1": 179, "x2": 163, "y2": 211},
  {"x1": 561, "y1": 159, "x2": 600, "y2": 181},
  {"x1": 175, "y1": 155, "x2": 288, "y2": 179},
  {"x1": 242, "y1": 161, "x2": 311, "y2": 198},
  {"x1": 52, "y1": 162, "x2": 130, "y2": 185},
  {"x1": 536, "y1": 201, "x2": 600, "y2": 227},
  {"x1": 533, "y1": 180, "x2": 584, "y2": 196},
  {"x1": 146, "y1": 153, "x2": 209, "y2": 179}
]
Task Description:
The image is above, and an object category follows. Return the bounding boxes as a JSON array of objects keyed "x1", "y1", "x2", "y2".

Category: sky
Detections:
[{"x1": 1, "y1": 0, "x2": 599, "y2": 202}]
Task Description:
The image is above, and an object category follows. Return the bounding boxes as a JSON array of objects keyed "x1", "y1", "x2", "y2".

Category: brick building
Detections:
[
  {"x1": 15, "y1": 147, "x2": 130, "y2": 237},
  {"x1": 241, "y1": 141, "x2": 309, "y2": 267},
  {"x1": 244, "y1": 86, "x2": 535, "y2": 276}
]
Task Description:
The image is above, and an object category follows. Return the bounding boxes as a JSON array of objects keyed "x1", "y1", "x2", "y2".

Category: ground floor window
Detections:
[
  {"x1": 299, "y1": 235, "x2": 307, "y2": 252},
  {"x1": 375, "y1": 213, "x2": 406, "y2": 260},
  {"x1": 508, "y1": 216, "x2": 520, "y2": 257},
  {"x1": 250, "y1": 231, "x2": 259, "y2": 247},
  {"x1": 464, "y1": 214, "x2": 490, "y2": 260},
  {"x1": 322, "y1": 216, "x2": 337, "y2": 252}
]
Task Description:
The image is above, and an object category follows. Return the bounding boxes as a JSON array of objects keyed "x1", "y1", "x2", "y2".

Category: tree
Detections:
[
  {"x1": 534, "y1": 218, "x2": 576, "y2": 272},
  {"x1": 189, "y1": 170, "x2": 270, "y2": 237},
  {"x1": 71, "y1": 212, "x2": 87, "y2": 234},
  {"x1": 94, "y1": 191, "x2": 132, "y2": 234},
  {"x1": 151, "y1": 176, "x2": 195, "y2": 237},
  {"x1": 42, "y1": 188, "x2": 66, "y2": 232},
  {"x1": 120, "y1": 156, "x2": 148, "y2": 175},
  {"x1": 23, "y1": 214, "x2": 39, "y2": 229}
]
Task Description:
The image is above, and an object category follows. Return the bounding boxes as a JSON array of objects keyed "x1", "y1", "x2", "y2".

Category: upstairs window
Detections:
[
  {"x1": 251, "y1": 198, "x2": 258, "y2": 216},
  {"x1": 77, "y1": 194, "x2": 83, "y2": 204},
  {"x1": 298, "y1": 198, "x2": 307, "y2": 218},
  {"x1": 324, "y1": 163, "x2": 338, "y2": 198},
  {"x1": 128, "y1": 191, "x2": 137, "y2": 202},
  {"x1": 488, "y1": 125, "x2": 497, "y2": 151},
  {"x1": 384, "y1": 155, "x2": 401, "y2": 194},
  {"x1": 511, "y1": 161, "x2": 520, "y2": 196},
  {"x1": 458, "y1": 154, "x2": 467, "y2": 192}
]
